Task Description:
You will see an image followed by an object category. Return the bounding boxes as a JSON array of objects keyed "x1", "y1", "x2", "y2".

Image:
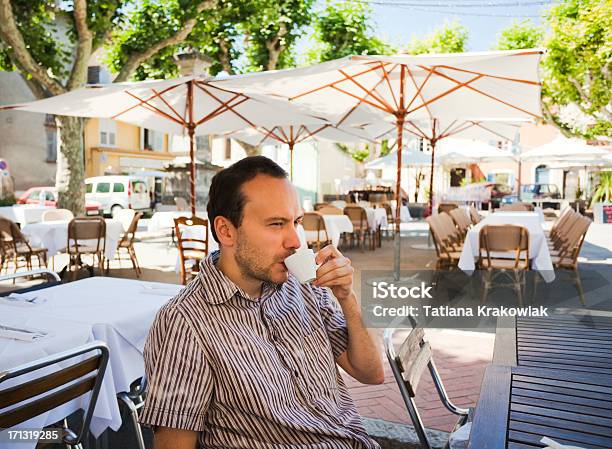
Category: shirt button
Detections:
[{"x1": 294, "y1": 370, "x2": 299, "y2": 377}]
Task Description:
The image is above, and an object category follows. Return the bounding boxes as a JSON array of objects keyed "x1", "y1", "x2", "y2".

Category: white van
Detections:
[{"x1": 85, "y1": 176, "x2": 150, "y2": 217}]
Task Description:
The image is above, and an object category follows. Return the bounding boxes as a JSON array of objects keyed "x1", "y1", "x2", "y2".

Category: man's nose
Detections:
[{"x1": 285, "y1": 224, "x2": 302, "y2": 250}]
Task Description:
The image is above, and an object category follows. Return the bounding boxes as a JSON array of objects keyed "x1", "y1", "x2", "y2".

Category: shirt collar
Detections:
[{"x1": 197, "y1": 250, "x2": 281, "y2": 305}]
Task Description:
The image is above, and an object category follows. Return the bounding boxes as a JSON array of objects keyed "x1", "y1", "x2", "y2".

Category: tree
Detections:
[
  {"x1": 493, "y1": 19, "x2": 543, "y2": 51},
  {"x1": 542, "y1": 0, "x2": 611, "y2": 138},
  {"x1": 0, "y1": 0, "x2": 216, "y2": 213},
  {"x1": 404, "y1": 20, "x2": 469, "y2": 55},
  {"x1": 309, "y1": 0, "x2": 392, "y2": 64}
]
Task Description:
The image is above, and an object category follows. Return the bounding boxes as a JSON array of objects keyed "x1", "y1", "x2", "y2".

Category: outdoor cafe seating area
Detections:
[{"x1": 0, "y1": 47, "x2": 610, "y2": 449}]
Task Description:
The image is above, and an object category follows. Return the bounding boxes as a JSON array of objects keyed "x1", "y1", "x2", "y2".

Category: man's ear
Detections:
[{"x1": 214, "y1": 216, "x2": 236, "y2": 247}]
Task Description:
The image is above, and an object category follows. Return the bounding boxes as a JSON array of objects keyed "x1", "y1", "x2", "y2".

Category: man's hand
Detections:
[{"x1": 312, "y1": 245, "x2": 355, "y2": 301}]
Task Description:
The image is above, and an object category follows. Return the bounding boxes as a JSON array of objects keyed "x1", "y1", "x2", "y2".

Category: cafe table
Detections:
[
  {"x1": 468, "y1": 314, "x2": 612, "y2": 449},
  {"x1": 21, "y1": 219, "x2": 124, "y2": 260},
  {"x1": 0, "y1": 277, "x2": 182, "y2": 448},
  {"x1": 458, "y1": 211, "x2": 555, "y2": 282}
]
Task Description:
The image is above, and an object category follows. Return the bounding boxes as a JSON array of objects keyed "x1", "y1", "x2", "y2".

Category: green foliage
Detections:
[
  {"x1": 542, "y1": 0, "x2": 612, "y2": 138},
  {"x1": 309, "y1": 0, "x2": 392, "y2": 64},
  {"x1": 404, "y1": 20, "x2": 469, "y2": 55},
  {"x1": 379, "y1": 139, "x2": 390, "y2": 157},
  {"x1": 242, "y1": 0, "x2": 314, "y2": 71},
  {"x1": 0, "y1": 194, "x2": 16, "y2": 206},
  {"x1": 591, "y1": 171, "x2": 612, "y2": 205},
  {"x1": 335, "y1": 142, "x2": 369, "y2": 162},
  {"x1": 493, "y1": 19, "x2": 543, "y2": 50},
  {"x1": 0, "y1": 1, "x2": 72, "y2": 79}
]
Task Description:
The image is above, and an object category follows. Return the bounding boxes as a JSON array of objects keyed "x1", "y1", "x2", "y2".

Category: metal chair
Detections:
[
  {"x1": 114, "y1": 212, "x2": 143, "y2": 277},
  {"x1": 302, "y1": 212, "x2": 331, "y2": 251},
  {"x1": 384, "y1": 327, "x2": 471, "y2": 449},
  {"x1": 117, "y1": 376, "x2": 147, "y2": 449},
  {"x1": 0, "y1": 341, "x2": 109, "y2": 449},
  {"x1": 478, "y1": 224, "x2": 529, "y2": 304},
  {"x1": 64, "y1": 217, "x2": 106, "y2": 281},
  {"x1": 174, "y1": 215, "x2": 209, "y2": 285},
  {"x1": 0, "y1": 217, "x2": 47, "y2": 275},
  {"x1": 42, "y1": 209, "x2": 74, "y2": 222},
  {"x1": 343, "y1": 206, "x2": 374, "y2": 251}
]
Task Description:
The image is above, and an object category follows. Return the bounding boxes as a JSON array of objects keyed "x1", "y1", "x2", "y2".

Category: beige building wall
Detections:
[{"x1": 0, "y1": 72, "x2": 56, "y2": 192}]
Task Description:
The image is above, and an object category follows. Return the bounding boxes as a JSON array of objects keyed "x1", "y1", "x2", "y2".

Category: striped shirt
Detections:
[{"x1": 140, "y1": 250, "x2": 379, "y2": 449}]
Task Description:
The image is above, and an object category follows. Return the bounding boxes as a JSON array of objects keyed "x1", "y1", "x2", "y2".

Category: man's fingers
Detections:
[
  {"x1": 316, "y1": 256, "x2": 349, "y2": 278},
  {"x1": 314, "y1": 264, "x2": 353, "y2": 286},
  {"x1": 317, "y1": 274, "x2": 353, "y2": 288},
  {"x1": 315, "y1": 244, "x2": 343, "y2": 265}
]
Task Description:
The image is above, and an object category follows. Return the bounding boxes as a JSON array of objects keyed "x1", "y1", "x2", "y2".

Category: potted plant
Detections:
[{"x1": 591, "y1": 171, "x2": 612, "y2": 223}]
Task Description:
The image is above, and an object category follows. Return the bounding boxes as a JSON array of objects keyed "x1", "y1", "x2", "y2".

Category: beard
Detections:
[{"x1": 235, "y1": 231, "x2": 293, "y2": 286}]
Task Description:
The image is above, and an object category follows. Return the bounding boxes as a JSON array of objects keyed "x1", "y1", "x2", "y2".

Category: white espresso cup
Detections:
[{"x1": 284, "y1": 248, "x2": 318, "y2": 283}]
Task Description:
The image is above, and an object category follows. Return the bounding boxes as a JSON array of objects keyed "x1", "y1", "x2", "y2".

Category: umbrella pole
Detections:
[
  {"x1": 428, "y1": 139, "x2": 437, "y2": 212},
  {"x1": 289, "y1": 142, "x2": 294, "y2": 181},
  {"x1": 394, "y1": 116, "x2": 404, "y2": 281},
  {"x1": 187, "y1": 80, "x2": 196, "y2": 216}
]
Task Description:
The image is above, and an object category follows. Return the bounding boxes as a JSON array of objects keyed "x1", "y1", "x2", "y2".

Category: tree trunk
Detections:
[{"x1": 55, "y1": 116, "x2": 85, "y2": 214}]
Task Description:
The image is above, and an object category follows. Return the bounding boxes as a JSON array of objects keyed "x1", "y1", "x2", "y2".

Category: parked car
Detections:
[
  {"x1": 485, "y1": 183, "x2": 513, "y2": 209},
  {"x1": 501, "y1": 183, "x2": 561, "y2": 209},
  {"x1": 85, "y1": 176, "x2": 150, "y2": 217},
  {"x1": 17, "y1": 187, "x2": 102, "y2": 215}
]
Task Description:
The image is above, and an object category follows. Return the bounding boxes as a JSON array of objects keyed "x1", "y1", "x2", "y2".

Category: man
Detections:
[{"x1": 140, "y1": 156, "x2": 384, "y2": 449}]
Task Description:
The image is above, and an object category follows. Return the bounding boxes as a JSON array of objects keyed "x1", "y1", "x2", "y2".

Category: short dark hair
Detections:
[{"x1": 207, "y1": 156, "x2": 288, "y2": 243}]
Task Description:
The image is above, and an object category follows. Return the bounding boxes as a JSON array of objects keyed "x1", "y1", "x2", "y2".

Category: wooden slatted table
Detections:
[{"x1": 468, "y1": 314, "x2": 612, "y2": 449}]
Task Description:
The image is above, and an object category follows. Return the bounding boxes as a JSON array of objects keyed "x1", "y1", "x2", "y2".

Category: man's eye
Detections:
[{"x1": 270, "y1": 222, "x2": 283, "y2": 227}]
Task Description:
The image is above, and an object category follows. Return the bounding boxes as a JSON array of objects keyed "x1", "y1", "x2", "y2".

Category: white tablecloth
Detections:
[
  {"x1": 0, "y1": 205, "x2": 52, "y2": 225},
  {"x1": 458, "y1": 211, "x2": 554, "y2": 282},
  {"x1": 0, "y1": 277, "x2": 181, "y2": 448},
  {"x1": 365, "y1": 207, "x2": 388, "y2": 230},
  {"x1": 318, "y1": 215, "x2": 353, "y2": 247},
  {"x1": 148, "y1": 211, "x2": 207, "y2": 232},
  {"x1": 22, "y1": 219, "x2": 123, "y2": 260}
]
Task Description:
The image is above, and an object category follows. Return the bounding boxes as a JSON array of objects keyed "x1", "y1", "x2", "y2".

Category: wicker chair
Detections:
[
  {"x1": 0, "y1": 217, "x2": 47, "y2": 275},
  {"x1": 343, "y1": 206, "x2": 375, "y2": 251},
  {"x1": 302, "y1": 212, "x2": 331, "y2": 251}
]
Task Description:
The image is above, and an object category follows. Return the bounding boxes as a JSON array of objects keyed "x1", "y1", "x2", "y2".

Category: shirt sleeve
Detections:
[
  {"x1": 312, "y1": 286, "x2": 349, "y2": 359},
  {"x1": 139, "y1": 306, "x2": 213, "y2": 431}
]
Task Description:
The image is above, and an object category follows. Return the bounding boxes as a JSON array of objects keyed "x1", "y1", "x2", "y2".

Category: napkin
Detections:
[
  {"x1": 0, "y1": 324, "x2": 50, "y2": 342},
  {"x1": 0, "y1": 292, "x2": 47, "y2": 307},
  {"x1": 541, "y1": 437, "x2": 585, "y2": 449}
]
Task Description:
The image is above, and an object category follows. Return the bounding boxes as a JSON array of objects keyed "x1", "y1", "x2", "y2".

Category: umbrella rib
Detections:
[
  {"x1": 405, "y1": 120, "x2": 429, "y2": 139},
  {"x1": 290, "y1": 64, "x2": 389, "y2": 101},
  {"x1": 425, "y1": 66, "x2": 541, "y2": 119},
  {"x1": 120, "y1": 91, "x2": 184, "y2": 126},
  {"x1": 379, "y1": 63, "x2": 400, "y2": 110},
  {"x1": 193, "y1": 83, "x2": 253, "y2": 126},
  {"x1": 473, "y1": 121, "x2": 519, "y2": 141},
  {"x1": 335, "y1": 74, "x2": 393, "y2": 126},
  {"x1": 338, "y1": 69, "x2": 395, "y2": 113},
  {"x1": 435, "y1": 65, "x2": 540, "y2": 86},
  {"x1": 439, "y1": 121, "x2": 475, "y2": 140},
  {"x1": 259, "y1": 126, "x2": 286, "y2": 144},
  {"x1": 405, "y1": 66, "x2": 434, "y2": 120},
  {"x1": 332, "y1": 85, "x2": 392, "y2": 114},
  {"x1": 152, "y1": 89, "x2": 186, "y2": 124},
  {"x1": 438, "y1": 119, "x2": 460, "y2": 139},
  {"x1": 406, "y1": 72, "x2": 484, "y2": 116},
  {"x1": 110, "y1": 84, "x2": 183, "y2": 123}
]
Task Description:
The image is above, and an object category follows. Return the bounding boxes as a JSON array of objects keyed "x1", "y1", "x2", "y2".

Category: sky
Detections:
[{"x1": 296, "y1": 0, "x2": 556, "y2": 58}]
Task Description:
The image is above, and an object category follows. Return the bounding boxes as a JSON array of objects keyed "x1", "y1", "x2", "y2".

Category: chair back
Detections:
[
  {"x1": 0, "y1": 218, "x2": 32, "y2": 253},
  {"x1": 479, "y1": 224, "x2": 529, "y2": 269},
  {"x1": 119, "y1": 212, "x2": 143, "y2": 247},
  {"x1": 343, "y1": 206, "x2": 369, "y2": 232},
  {"x1": 174, "y1": 215, "x2": 209, "y2": 284},
  {"x1": 313, "y1": 203, "x2": 329, "y2": 211},
  {"x1": 0, "y1": 342, "x2": 109, "y2": 446},
  {"x1": 318, "y1": 206, "x2": 343, "y2": 215},
  {"x1": 438, "y1": 203, "x2": 458, "y2": 214},
  {"x1": 174, "y1": 197, "x2": 188, "y2": 212},
  {"x1": 384, "y1": 327, "x2": 468, "y2": 449},
  {"x1": 383, "y1": 202, "x2": 395, "y2": 224},
  {"x1": 438, "y1": 212, "x2": 461, "y2": 243},
  {"x1": 330, "y1": 200, "x2": 346, "y2": 209},
  {"x1": 468, "y1": 205, "x2": 482, "y2": 224},
  {"x1": 302, "y1": 212, "x2": 329, "y2": 249},
  {"x1": 42, "y1": 209, "x2": 74, "y2": 222},
  {"x1": 501, "y1": 202, "x2": 534, "y2": 211},
  {"x1": 449, "y1": 208, "x2": 471, "y2": 235},
  {"x1": 67, "y1": 217, "x2": 106, "y2": 255},
  {"x1": 557, "y1": 216, "x2": 592, "y2": 265}
]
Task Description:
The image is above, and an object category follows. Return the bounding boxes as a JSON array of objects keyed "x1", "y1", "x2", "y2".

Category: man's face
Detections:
[{"x1": 234, "y1": 174, "x2": 303, "y2": 286}]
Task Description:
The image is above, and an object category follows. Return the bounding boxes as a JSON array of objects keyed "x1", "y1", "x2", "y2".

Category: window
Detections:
[
  {"x1": 131, "y1": 181, "x2": 146, "y2": 194},
  {"x1": 143, "y1": 129, "x2": 164, "y2": 151},
  {"x1": 96, "y1": 182, "x2": 110, "y2": 193},
  {"x1": 45, "y1": 191, "x2": 55, "y2": 201},
  {"x1": 28, "y1": 190, "x2": 42, "y2": 201},
  {"x1": 99, "y1": 119, "x2": 117, "y2": 147},
  {"x1": 44, "y1": 115, "x2": 57, "y2": 162},
  {"x1": 86, "y1": 184, "x2": 93, "y2": 193},
  {"x1": 113, "y1": 183, "x2": 125, "y2": 193}
]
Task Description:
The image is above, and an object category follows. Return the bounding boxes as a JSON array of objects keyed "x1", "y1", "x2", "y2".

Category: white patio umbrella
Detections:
[
  {"x1": 365, "y1": 139, "x2": 431, "y2": 169},
  {"x1": 436, "y1": 138, "x2": 517, "y2": 165},
  {"x1": 224, "y1": 124, "x2": 373, "y2": 179},
  {"x1": 521, "y1": 134, "x2": 610, "y2": 162},
  {"x1": 0, "y1": 75, "x2": 327, "y2": 214},
  {"x1": 216, "y1": 49, "x2": 543, "y2": 278}
]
